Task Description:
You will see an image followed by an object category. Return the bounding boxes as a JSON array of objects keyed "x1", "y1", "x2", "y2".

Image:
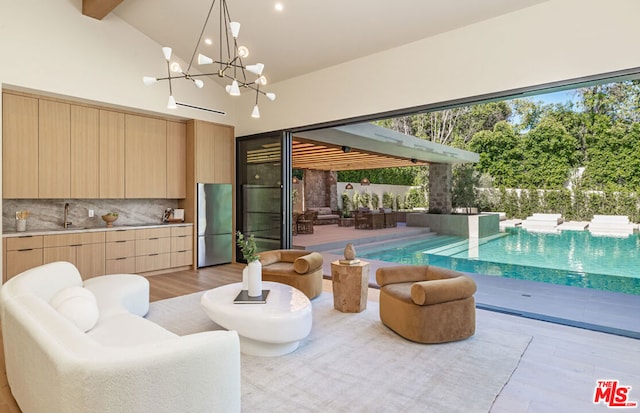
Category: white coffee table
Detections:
[{"x1": 200, "y1": 281, "x2": 312, "y2": 356}]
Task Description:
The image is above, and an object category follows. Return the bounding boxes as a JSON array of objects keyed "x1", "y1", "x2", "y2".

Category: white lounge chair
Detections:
[{"x1": 588, "y1": 215, "x2": 637, "y2": 237}]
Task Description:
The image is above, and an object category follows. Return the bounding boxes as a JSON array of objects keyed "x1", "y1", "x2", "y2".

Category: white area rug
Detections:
[{"x1": 147, "y1": 292, "x2": 531, "y2": 413}]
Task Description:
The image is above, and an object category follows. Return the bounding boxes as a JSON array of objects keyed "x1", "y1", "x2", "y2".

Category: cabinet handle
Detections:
[
  {"x1": 149, "y1": 253, "x2": 159, "y2": 256},
  {"x1": 115, "y1": 240, "x2": 127, "y2": 243},
  {"x1": 17, "y1": 248, "x2": 34, "y2": 252},
  {"x1": 17, "y1": 235, "x2": 34, "y2": 239},
  {"x1": 70, "y1": 244, "x2": 82, "y2": 247},
  {"x1": 149, "y1": 237, "x2": 159, "y2": 240},
  {"x1": 115, "y1": 257, "x2": 127, "y2": 261}
]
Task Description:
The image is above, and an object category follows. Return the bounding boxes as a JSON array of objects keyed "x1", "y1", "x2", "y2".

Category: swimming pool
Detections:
[{"x1": 358, "y1": 227, "x2": 640, "y2": 295}]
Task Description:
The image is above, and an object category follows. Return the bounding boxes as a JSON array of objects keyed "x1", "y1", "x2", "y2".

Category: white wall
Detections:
[{"x1": 238, "y1": 0, "x2": 640, "y2": 135}]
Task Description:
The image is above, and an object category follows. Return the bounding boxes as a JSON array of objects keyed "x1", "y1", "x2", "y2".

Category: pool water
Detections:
[{"x1": 358, "y1": 227, "x2": 640, "y2": 295}]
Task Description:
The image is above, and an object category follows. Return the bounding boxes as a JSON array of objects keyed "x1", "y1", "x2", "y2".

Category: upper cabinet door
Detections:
[
  {"x1": 39, "y1": 100, "x2": 71, "y2": 198},
  {"x1": 125, "y1": 114, "x2": 167, "y2": 198},
  {"x1": 2, "y1": 93, "x2": 39, "y2": 198},
  {"x1": 194, "y1": 120, "x2": 234, "y2": 184},
  {"x1": 99, "y1": 110, "x2": 125, "y2": 198},
  {"x1": 166, "y1": 121, "x2": 186, "y2": 199},
  {"x1": 214, "y1": 124, "x2": 234, "y2": 183},
  {"x1": 70, "y1": 105, "x2": 100, "y2": 198}
]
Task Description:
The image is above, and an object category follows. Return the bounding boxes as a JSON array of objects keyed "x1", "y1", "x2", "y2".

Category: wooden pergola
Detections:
[{"x1": 246, "y1": 138, "x2": 428, "y2": 171}]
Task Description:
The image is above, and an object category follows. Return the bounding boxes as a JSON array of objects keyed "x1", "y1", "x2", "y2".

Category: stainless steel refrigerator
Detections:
[{"x1": 197, "y1": 183, "x2": 233, "y2": 267}]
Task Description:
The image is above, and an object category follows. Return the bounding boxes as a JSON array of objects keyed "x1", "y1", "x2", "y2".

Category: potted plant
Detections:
[{"x1": 236, "y1": 231, "x2": 262, "y2": 297}]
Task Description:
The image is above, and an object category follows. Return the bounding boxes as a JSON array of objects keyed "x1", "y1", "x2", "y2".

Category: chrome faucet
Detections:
[{"x1": 64, "y1": 203, "x2": 72, "y2": 229}]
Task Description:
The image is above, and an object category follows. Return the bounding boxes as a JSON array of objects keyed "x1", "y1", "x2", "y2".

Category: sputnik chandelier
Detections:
[{"x1": 142, "y1": 0, "x2": 276, "y2": 118}]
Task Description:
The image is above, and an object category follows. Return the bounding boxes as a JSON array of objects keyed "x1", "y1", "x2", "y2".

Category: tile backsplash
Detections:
[{"x1": 3, "y1": 199, "x2": 179, "y2": 232}]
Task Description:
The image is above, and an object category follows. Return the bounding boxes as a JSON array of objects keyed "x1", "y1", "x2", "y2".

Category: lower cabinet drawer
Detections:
[
  {"x1": 105, "y1": 257, "x2": 136, "y2": 274},
  {"x1": 135, "y1": 253, "x2": 171, "y2": 273},
  {"x1": 171, "y1": 250, "x2": 193, "y2": 267},
  {"x1": 6, "y1": 249, "x2": 43, "y2": 280},
  {"x1": 106, "y1": 240, "x2": 136, "y2": 260}
]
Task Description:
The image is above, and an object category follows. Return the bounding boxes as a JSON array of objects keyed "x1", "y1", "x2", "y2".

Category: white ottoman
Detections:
[
  {"x1": 201, "y1": 282, "x2": 312, "y2": 356},
  {"x1": 83, "y1": 274, "x2": 150, "y2": 319}
]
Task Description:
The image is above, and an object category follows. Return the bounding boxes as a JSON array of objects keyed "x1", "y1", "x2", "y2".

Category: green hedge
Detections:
[{"x1": 478, "y1": 188, "x2": 640, "y2": 223}]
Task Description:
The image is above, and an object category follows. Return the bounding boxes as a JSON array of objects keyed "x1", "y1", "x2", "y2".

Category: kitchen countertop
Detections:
[{"x1": 2, "y1": 222, "x2": 193, "y2": 238}]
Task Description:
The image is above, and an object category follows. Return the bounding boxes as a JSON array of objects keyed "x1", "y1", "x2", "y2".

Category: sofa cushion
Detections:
[
  {"x1": 50, "y1": 286, "x2": 99, "y2": 332},
  {"x1": 87, "y1": 312, "x2": 177, "y2": 346}
]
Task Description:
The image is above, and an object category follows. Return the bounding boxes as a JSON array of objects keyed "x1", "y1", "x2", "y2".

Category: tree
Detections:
[
  {"x1": 520, "y1": 118, "x2": 579, "y2": 188},
  {"x1": 451, "y1": 164, "x2": 478, "y2": 213},
  {"x1": 468, "y1": 121, "x2": 522, "y2": 187}
]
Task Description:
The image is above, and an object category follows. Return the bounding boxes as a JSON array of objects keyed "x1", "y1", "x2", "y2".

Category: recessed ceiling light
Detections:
[
  {"x1": 204, "y1": 38, "x2": 212, "y2": 45},
  {"x1": 275, "y1": 3, "x2": 284, "y2": 12}
]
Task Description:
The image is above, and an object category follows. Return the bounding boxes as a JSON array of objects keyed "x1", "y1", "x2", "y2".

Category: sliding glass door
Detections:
[{"x1": 236, "y1": 131, "x2": 292, "y2": 260}]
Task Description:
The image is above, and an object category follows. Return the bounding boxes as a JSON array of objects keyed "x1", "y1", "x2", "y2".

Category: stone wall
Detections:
[
  {"x1": 429, "y1": 163, "x2": 452, "y2": 214},
  {"x1": 303, "y1": 170, "x2": 337, "y2": 210}
]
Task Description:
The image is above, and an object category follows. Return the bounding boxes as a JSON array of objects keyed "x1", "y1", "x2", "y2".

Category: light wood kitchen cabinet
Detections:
[
  {"x1": 213, "y1": 124, "x2": 234, "y2": 183},
  {"x1": 190, "y1": 120, "x2": 234, "y2": 184},
  {"x1": 166, "y1": 121, "x2": 186, "y2": 199},
  {"x1": 39, "y1": 99, "x2": 71, "y2": 198},
  {"x1": 2, "y1": 93, "x2": 39, "y2": 198},
  {"x1": 43, "y1": 232, "x2": 105, "y2": 279},
  {"x1": 170, "y1": 225, "x2": 193, "y2": 267},
  {"x1": 70, "y1": 105, "x2": 100, "y2": 198},
  {"x1": 105, "y1": 229, "x2": 136, "y2": 273},
  {"x1": 4, "y1": 236, "x2": 44, "y2": 282},
  {"x1": 125, "y1": 114, "x2": 167, "y2": 198},
  {"x1": 134, "y1": 227, "x2": 171, "y2": 273},
  {"x1": 100, "y1": 110, "x2": 125, "y2": 198}
]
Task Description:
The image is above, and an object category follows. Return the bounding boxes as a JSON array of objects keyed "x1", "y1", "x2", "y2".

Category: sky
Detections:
[{"x1": 525, "y1": 89, "x2": 580, "y2": 106}]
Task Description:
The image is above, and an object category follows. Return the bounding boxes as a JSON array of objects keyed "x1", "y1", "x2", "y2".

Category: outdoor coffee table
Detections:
[{"x1": 200, "y1": 281, "x2": 312, "y2": 356}]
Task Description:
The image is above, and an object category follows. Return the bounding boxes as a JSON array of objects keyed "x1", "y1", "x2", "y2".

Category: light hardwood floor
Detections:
[{"x1": 0, "y1": 264, "x2": 637, "y2": 413}]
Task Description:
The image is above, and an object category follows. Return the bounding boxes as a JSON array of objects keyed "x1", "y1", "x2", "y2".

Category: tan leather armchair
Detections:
[
  {"x1": 376, "y1": 265, "x2": 477, "y2": 343},
  {"x1": 258, "y1": 250, "x2": 324, "y2": 299}
]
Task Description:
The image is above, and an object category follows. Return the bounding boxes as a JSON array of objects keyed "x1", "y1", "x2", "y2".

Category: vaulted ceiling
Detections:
[{"x1": 91, "y1": 0, "x2": 548, "y2": 85}]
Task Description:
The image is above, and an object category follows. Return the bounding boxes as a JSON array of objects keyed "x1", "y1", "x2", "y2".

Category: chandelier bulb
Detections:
[
  {"x1": 198, "y1": 54, "x2": 214, "y2": 65},
  {"x1": 167, "y1": 95, "x2": 177, "y2": 109},
  {"x1": 246, "y1": 63, "x2": 264, "y2": 75},
  {"x1": 265, "y1": 92, "x2": 276, "y2": 101},
  {"x1": 230, "y1": 22, "x2": 241, "y2": 38},
  {"x1": 170, "y1": 62, "x2": 183, "y2": 73},
  {"x1": 162, "y1": 47, "x2": 172, "y2": 61},
  {"x1": 251, "y1": 105, "x2": 260, "y2": 118},
  {"x1": 193, "y1": 79, "x2": 204, "y2": 89},
  {"x1": 229, "y1": 80, "x2": 241, "y2": 96},
  {"x1": 238, "y1": 46, "x2": 249, "y2": 58},
  {"x1": 255, "y1": 75, "x2": 267, "y2": 86},
  {"x1": 142, "y1": 76, "x2": 158, "y2": 86}
]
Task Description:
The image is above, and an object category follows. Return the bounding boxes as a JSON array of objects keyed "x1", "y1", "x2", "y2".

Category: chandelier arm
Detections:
[
  {"x1": 187, "y1": 0, "x2": 218, "y2": 73},
  {"x1": 166, "y1": 61, "x2": 174, "y2": 96}
]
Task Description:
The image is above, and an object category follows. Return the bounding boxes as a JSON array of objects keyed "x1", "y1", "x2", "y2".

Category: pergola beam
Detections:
[{"x1": 82, "y1": 0, "x2": 124, "y2": 20}]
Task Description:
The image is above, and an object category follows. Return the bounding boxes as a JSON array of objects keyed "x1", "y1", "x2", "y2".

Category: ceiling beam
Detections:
[{"x1": 83, "y1": 0, "x2": 124, "y2": 20}]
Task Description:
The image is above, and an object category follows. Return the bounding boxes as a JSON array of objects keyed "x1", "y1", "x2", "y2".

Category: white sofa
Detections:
[{"x1": 0, "y1": 261, "x2": 241, "y2": 413}]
